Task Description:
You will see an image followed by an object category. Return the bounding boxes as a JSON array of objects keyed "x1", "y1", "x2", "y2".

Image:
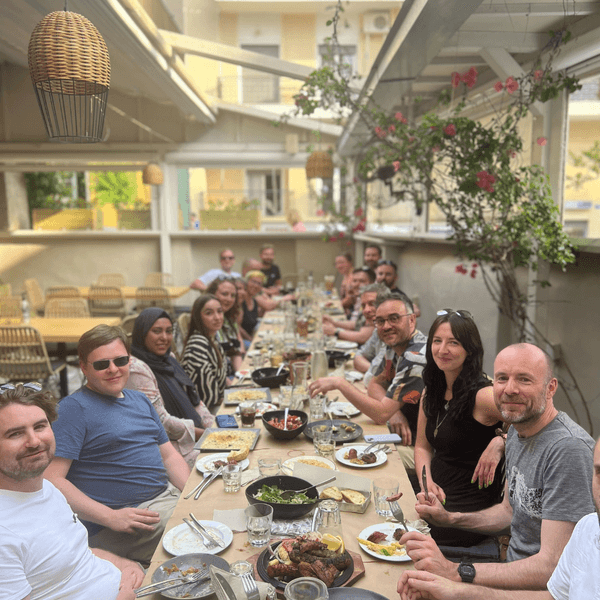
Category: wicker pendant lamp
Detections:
[
  {"x1": 142, "y1": 163, "x2": 164, "y2": 185},
  {"x1": 28, "y1": 9, "x2": 110, "y2": 143},
  {"x1": 306, "y1": 150, "x2": 334, "y2": 179}
]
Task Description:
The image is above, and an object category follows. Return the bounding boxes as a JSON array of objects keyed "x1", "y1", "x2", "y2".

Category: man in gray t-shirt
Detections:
[{"x1": 397, "y1": 343, "x2": 595, "y2": 592}]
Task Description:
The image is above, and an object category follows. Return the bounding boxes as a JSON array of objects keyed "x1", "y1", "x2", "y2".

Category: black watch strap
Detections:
[{"x1": 458, "y1": 560, "x2": 476, "y2": 583}]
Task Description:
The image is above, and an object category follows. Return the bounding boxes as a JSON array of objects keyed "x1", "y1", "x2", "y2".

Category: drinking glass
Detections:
[
  {"x1": 258, "y1": 457, "x2": 281, "y2": 478},
  {"x1": 311, "y1": 499, "x2": 342, "y2": 538},
  {"x1": 239, "y1": 401, "x2": 257, "y2": 428},
  {"x1": 309, "y1": 394, "x2": 325, "y2": 421},
  {"x1": 373, "y1": 477, "x2": 399, "y2": 517},
  {"x1": 284, "y1": 578, "x2": 329, "y2": 600},
  {"x1": 333, "y1": 358, "x2": 346, "y2": 377},
  {"x1": 313, "y1": 427, "x2": 335, "y2": 460},
  {"x1": 279, "y1": 385, "x2": 293, "y2": 409},
  {"x1": 222, "y1": 463, "x2": 242, "y2": 493},
  {"x1": 324, "y1": 275, "x2": 335, "y2": 293},
  {"x1": 251, "y1": 353, "x2": 264, "y2": 371},
  {"x1": 245, "y1": 503, "x2": 273, "y2": 547}
]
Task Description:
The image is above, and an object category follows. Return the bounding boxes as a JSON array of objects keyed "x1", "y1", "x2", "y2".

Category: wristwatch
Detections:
[
  {"x1": 458, "y1": 560, "x2": 476, "y2": 583},
  {"x1": 334, "y1": 328, "x2": 342, "y2": 337}
]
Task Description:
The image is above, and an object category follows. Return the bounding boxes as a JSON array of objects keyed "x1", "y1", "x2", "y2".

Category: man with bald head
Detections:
[{"x1": 397, "y1": 343, "x2": 594, "y2": 592}]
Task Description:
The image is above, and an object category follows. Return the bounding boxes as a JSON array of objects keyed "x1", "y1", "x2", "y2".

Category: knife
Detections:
[
  {"x1": 422, "y1": 465, "x2": 429, "y2": 501},
  {"x1": 194, "y1": 465, "x2": 224, "y2": 500},
  {"x1": 182, "y1": 517, "x2": 212, "y2": 548},
  {"x1": 189, "y1": 512, "x2": 225, "y2": 548},
  {"x1": 214, "y1": 571, "x2": 237, "y2": 600}
]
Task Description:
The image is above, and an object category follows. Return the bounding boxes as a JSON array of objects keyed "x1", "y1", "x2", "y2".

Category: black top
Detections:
[
  {"x1": 241, "y1": 298, "x2": 259, "y2": 336},
  {"x1": 261, "y1": 264, "x2": 281, "y2": 288}
]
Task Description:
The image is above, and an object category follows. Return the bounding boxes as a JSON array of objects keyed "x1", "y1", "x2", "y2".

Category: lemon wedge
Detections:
[{"x1": 322, "y1": 533, "x2": 344, "y2": 553}]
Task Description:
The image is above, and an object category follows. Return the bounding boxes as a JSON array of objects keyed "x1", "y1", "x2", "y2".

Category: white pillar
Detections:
[{"x1": 159, "y1": 163, "x2": 178, "y2": 274}]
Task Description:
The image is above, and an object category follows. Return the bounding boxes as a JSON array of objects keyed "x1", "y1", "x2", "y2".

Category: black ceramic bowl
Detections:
[
  {"x1": 262, "y1": 409, "x2": 308, "y2": 440},
  {"x1": 251, "y1": 367, "x2": 290, "y2": 388},
  {"x1": 245, "y1": 475, "x2": 319, "y2": 519},
  {"x1": 326, "y1": 350, "x2": 351, "y2": 369}
]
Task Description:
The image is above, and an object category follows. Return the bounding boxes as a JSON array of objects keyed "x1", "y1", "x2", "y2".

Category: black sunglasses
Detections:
[
  {"x1": 437, "y1": 309, "x2": 473, "y2": 319},
  {"x1": 90, "y1": 356, "x2": 130, "y2": 371}
]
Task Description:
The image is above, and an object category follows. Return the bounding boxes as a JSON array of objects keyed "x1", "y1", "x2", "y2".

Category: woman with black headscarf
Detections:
[{"x1": 126, "y1": 307, "x2": 214, "y2": 466}]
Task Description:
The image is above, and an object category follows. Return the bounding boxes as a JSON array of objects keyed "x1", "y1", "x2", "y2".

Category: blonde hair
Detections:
[{"x1": 245, "y1": 270, "x2": 266, "y2": 284}]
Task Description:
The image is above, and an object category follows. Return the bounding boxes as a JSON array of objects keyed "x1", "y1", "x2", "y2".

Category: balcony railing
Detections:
[
  {"x1": 213, "y1": 76, "x2": 304, "y2": 105},
  {"x1": 197, "y1": 189, "x2": 295, "y2": 217}
]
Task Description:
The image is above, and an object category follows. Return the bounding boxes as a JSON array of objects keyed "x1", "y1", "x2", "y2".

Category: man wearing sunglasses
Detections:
[
  {"x1": 45, "y1": 325, "x2": 190, "y2": 566},
  {"x1": 190, "y1": 248, "x2": 240, "y2": 291},
  {"x1": 0, "y1": 383, "x2": 143, "y2": 599}
]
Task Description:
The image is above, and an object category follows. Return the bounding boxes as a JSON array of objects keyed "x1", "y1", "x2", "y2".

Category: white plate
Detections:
[
  {"x1": 329, "y1": 402, "x2": 361, "y2": 418},
  {"x1": 235, "y1": 402, "x2": 277, "y2": 418},
  {"x1": 263, "y1": 317, "x2": 283, "y2": 324},
  {"x1": 345, "y1": 370, "x2": 363, "y2": 382},
  {"x1": 334, "y1": 341, "x2": 358, "y2": 350},
  {"x1": 335, "y1": 444, "x2": 387, "y2": 468},
  {"x1": 195, "y1": 453, "x2": 250, "y2": 474},
  {"x1": 357, "y1": 522, "x2": 415, "y2": 562},
  {"x1": 281, "y1": 455, "x2": 337, "y2": 475},
  {"x1": 162, "y1": 521, "x2": 233, "y2": 556}
]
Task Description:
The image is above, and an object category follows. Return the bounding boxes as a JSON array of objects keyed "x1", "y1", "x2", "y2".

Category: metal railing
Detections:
[{"x1": 213, "y1": 76, "x2": 304, "y2": 105}]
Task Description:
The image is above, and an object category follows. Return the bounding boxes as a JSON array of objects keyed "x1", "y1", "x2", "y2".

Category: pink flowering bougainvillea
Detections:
[
  {"x1": 494, "y1": 81, "x2": 504, "y2": 93},
  {"x1": 444, "y1": 123, "x2": 457, "y2": 136},
  {"x1": 505, "y1": 76, "x2": 519, "y2": 94},
  {"x1": 537, "y1": 137, "x2": 547, "y2": 146}
]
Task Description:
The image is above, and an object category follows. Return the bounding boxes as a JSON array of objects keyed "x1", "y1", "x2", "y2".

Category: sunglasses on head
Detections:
[
  {"x1": 377, "y1": 259, "x2": 397, "y2": 269},
  {"x1": 437, "y1": 309, "x2": 473, "y2": 319},
  {"x1": 90, "y1": 356, "x2": 130, "y2": 371},
  {"x1": 0, "y1": 382, "x2": 42, "y2": 394}
]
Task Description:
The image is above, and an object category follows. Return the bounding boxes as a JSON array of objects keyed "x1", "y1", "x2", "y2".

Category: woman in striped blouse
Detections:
[{"x1": 181, "y1": 294, "x2": 228, "y2": 413}]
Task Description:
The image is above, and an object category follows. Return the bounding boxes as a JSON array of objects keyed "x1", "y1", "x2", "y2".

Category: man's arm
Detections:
[
  {"x1": 189, "y1": 278, "x2": 207, "y2": 291},
  {"x1": 353, "y1": 353, "x2": 371, "y2": 373},
  {"x1": 44, "y1": 457, "x2": 161, "y2": 533},
  {"x1": 91, "y1": 548, "x2": 145, "y2": 587},
  {"x1": 159, "y1": 441, "x2": 191, "y2": 491}
]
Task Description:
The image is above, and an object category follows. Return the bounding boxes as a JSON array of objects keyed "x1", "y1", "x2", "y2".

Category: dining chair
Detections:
[
  {"x1": 0, "y1": 296, "x2": 22, "y2": 319},
  {"x1": 96, "y1": 273, "x2": 126, "y2": 287},
  {"x1": 24, "y1": 278, "x2": 45, "y2": 315},
  {"x1": 44, "y1": 298, "x2": 90, "y2": 318},
  {"x1": 0, "y1": 283, "x2": 12, "y2": 296},
  {"x1": 45, "y1": 285, "x2": 80, "y2": 300},
  {"x1": 88, "y1": 285, "x2": 127, "y2": 318},
  {"x1": 135, "y1": 286, "x2": 174, "y2": 315},
  {"x1": 0, "y1": 326, "x2": 67, "y2": 393},
  {"x1": 145, "y1": 272, "x2": 173, "y2": 287},
  {"x1": 175, "y1": 312, "x2": 191, "y2": 359},
  {"x1": 119, "y1": 314, "x2": 137, "y2": 339}
]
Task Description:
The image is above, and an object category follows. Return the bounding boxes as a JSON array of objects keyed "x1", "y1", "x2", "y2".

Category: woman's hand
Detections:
[{"x1": 471, "y1": 435, "x2": 505, "y2": 488}]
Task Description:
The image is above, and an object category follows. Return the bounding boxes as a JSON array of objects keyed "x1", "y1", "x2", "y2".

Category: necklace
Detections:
[{"x1": 433, "y1": 401, "x2": 450, "y2": 438}]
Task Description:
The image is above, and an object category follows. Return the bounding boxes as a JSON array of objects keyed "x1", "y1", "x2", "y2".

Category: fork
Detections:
[
  {"x1": 240, "y1": 572, "x2": 261, "y2": 600},
  {"x1": 388, "y1": 500, "x2": 409, "y2": 532},
  {"x1": 135, "y1": 569, "x2": 209, "y2": 597}
]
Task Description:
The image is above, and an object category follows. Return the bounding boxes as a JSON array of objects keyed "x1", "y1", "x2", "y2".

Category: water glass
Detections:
[
  {"x1": 222, "y1": 463, "x2": 242, "y2": 493},
  {"x1": 373, "y1": 477, "x2": 399, "y2": 517},
  {"x1": 284, "y1": 577, "x2": 329, "y2": 600},
  {"x1": 251, "y1": 353, "x2": 264, "y2": 371},
  {"x1": 313, "y1": 427, "x2": 335, "y2": 460},
  {"x1": 333, "y1": 358, "x2": 346, "y2": 377},
  {"x1": 245, "y1": 503, "x2": 273, "y2": 547},
  {"x1": 309, "y1": 394, "x2": 325, "y2": 421},
  {"x1": 258, "y1": 457, "x2": 281, "y2": 478},
  {"x1": 239, "y1": 401, "x2": 257, "y2": 428},
  {"x1": 279, "y1": 385, "x2": 293, "y2": 408}
]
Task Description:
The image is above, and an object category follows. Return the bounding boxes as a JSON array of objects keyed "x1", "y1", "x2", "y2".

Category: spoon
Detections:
[
  {"x1": 283, "y1": 407, "x2": 289, "y2": 431},
  {"x1": 275, "y1": 362, "x2": 286, "y2": 376},
  {"x1": 280, "y1": 475, "x2": 337, "y2": 501}
]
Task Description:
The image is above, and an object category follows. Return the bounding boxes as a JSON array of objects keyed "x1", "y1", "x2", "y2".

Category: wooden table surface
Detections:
[
  {"x1": 78, "y1": 286, "x2": 191, "y2": 300},
  {"x1": 141, "y1": 310, "x2": 418, "y2": 599}
]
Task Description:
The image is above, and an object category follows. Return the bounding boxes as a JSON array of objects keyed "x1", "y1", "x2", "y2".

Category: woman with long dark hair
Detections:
[
  {"x1": 415, "y1": 309, "x2": 505, "y2": 547},
  {"x1": 127, "y1": 307, "x2": 213, "y2": 465},
  {"x1": 181, "y1": 294, "x2": 227, "y2": 413}
]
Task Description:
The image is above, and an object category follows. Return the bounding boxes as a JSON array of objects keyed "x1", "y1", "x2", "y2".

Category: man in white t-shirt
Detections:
[
  {"x1": 0, "y1": 383, "x2": 143, "y2": 600},
  {"x1": 189, "y1": 248, "x2": 240, "y2": 291}
]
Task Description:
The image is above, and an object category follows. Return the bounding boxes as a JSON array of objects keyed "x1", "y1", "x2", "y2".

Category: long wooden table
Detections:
[{"x1": 142, "y1": 312, "x2": 419, "y2": 598}]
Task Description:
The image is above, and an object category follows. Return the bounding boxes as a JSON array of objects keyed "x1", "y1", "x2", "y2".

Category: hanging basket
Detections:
[
  {"x1": 306, "y1": 151, "x2": 334, "y2": 179},
  {"x1": 142, "y1": 163, "x2": 164, "y2": 185},
  {"x1": 28, "y1": 11, "x2": 111, "y2": 143}
]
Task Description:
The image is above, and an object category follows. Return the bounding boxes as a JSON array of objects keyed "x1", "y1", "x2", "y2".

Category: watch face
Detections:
[{"x1": 459, "y1": 562, "x2": 476, "y2": 582}]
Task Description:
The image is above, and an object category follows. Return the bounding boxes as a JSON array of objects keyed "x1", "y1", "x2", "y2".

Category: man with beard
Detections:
[
  {"x1": 398, "y1": 435, "x2": 600, "y2": 599},
  {"x1": 259, "y1": 244, "x2": 282, "y2": 295},
  {"x1": 0, "y1": 383, "x2": 143, "y2": 600},
  {"x1": 397, "y1": 343, "x2": 594, "y2": 593},
  {"x1": 363, "y1": 243, "x2": 382, "y2": 270}
]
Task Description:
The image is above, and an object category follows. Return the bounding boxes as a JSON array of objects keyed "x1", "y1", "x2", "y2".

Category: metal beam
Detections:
[
  {"x1": 159, "y1": 30, "x2": 315, "y2": 81},
  {"x1": 446, "y1": 31, "x2": 547, "y2": 53},
  {"x1": 474, "y1": 2, "x2": 599, "y2": 16}
]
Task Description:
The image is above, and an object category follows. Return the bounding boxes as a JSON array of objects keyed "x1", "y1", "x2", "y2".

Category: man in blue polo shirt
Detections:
[{"x1": 45, "y1": 325, "x2": 190, "y2": 565}]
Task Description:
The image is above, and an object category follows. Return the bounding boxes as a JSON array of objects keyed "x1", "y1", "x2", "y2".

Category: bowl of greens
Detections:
[{"x1": 245, "y1": 475, "x2": 320, "y2": 519}]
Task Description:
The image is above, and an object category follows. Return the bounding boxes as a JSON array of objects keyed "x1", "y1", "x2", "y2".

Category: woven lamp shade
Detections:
[
  {"x1": 306, "y1": 151, "x2": 334, "y2": 179},
  {"x1": 28, "y1": 11, "x2": 110, "y2": 143},
  {"x1": 142, "y1": 163, "x2": 164, "y2": 185}
]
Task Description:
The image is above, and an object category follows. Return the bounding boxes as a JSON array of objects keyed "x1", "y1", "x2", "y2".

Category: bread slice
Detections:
[
  {"x1": 320, "y1": 486, "x2": 343, "y2": 501},
  {"x1": 228, "y1": 444, "x2": 250, "y2": 462},
  {"x1": 341, "y1": 489, "x2": 366, "y2": 505}
]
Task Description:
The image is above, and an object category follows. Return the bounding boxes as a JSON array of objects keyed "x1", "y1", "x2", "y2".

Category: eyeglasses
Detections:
[
  {"x1": 437, "y1": 309, "x2": 473, "y2": 319},
  {"x1": 374, "y1": 313, "x2": 413, "y2": 327},
  {"x1": 221, "y1": 255, "x2": 235, "y2": 260},
  {"x1": 0, "y1": 382, "x2": 42, "y2": 394},
  {"x1": 90, "y1": 356, "x2": 130, "y2": 371}
]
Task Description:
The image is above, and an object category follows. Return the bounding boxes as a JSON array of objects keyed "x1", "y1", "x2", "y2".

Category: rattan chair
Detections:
[
  {"x1": 88, "y1": 285, "x2": 126, "y2": 318},
  {"x1": 0, "y1": 325, "x2": 66, "y2": 389},
  {"x1": 135, "y1": 286, "x2": 173, "y2": 315},
  {"x1": 0, "y1": 283, "x2": 12, "y2": 296},
  {"x1": 145, "y1": 272, "x2": 173, "y2": 287},
  {"x1": 45, "y1": 286, "x2": 80, "y2": 300},
  {"x1": 96, "y1": 273, "x2": 126, "y2": 287},
  {"x1": 44, "y1": 298, "x2": 90, "y2": 318},
  {"x1": 24, "y1": 279, "x2": 45, "y2": 315},
  {"x1": 120, "y1": 314, "x2": 137, "y2": 339},
  {"x1": 0, "y1": 297, "x2": 22, "y2": 319},
  {"x1": 174, "y1": 312, "x2": 191, "y2": 359}
]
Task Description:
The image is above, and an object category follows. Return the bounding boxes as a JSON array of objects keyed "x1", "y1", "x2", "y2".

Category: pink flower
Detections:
[
  {"x1": 534, "y1": 70, "x2": 543, "y2": 82},
  {"x1": 451, "y1": 72, "x2": 461, "y2": 88},
  {"x1": 388, "y1": 124, "x2": 396, "y2": 133},
  {"x1": 354, "y1": 207, "x2": 363, "y2": 217},
  {"x1": 338, "y1": 231, "x2": 345, "y2": 239},
  {"x1": 462, "y1": 67, "x2": 478, "y2": 89},
  {"x1": 432, "y1": 145, "x2": 440, "y2": 153},
  {"x1": 353, "y1": 177, "x2": 359, "y2": 184},
  {"x1": 316, "y1": 209, "x2": 325, "y2": 216},
  {"x1": 508, "y1": 149, "x2": 517, "y2": 158},
  {"x1": 394, "y1": 111, "x2": 408, "y2": 124},
  {"x1": 470, "y1": 270, "x2": 477, "y2": 279},
  {"x1": 472, "y1": 263, "x2": 478, "y2": 268},
  {"x1": 455, "y1": 265, "x2": 463, "y2": 274},
  {"x1": 444, "y1": 123, "x2": 456, "y2": 136},
  {"x1": 505, "y1": 76, "x2": 519, "y2": 94},
  {"x1": 476, "y1": 171, "x2": 496, "y2": 193},
  {"x1": 329, "y1": 234, "x2": 338, "y2": 242},
  {"x1": 494, "y1": 81, "x2": 504, "y2": 93},
  {"x1": 537, "y1": 137, "x2": 547, "y2": 146},
  {"x1": 393, "y1": 160, "x2": 401, "y2": 172},
  {"x1": 375, "y1": 126, "x2": 386, "y2": 139}
]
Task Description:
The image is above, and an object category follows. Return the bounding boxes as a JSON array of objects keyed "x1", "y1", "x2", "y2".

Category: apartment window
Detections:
[
  {"x1": 247, "y1": 170, "x2": 283, "y2": 216},
  {"x1": 241, "y1": 45, "x2": 280, "y2": 103},
  {"x1": 563, "y1": 220, "x2": 589, "y2": 238},
  {"x1": 318, "y1": 44, "x2": 357, "y2": 78}
]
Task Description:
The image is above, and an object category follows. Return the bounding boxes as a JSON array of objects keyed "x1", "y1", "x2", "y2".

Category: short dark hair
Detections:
[
  {"x1": 377, "y1": 259, "x2": 397, "y2": 273},
  {"x1": 260, "y1": 243, "x2": 275, "y2": 253},
  {"x1": 337, "y1": 252, "x2": 353, "y2": 264},
  {"x1": 375, "y1": 291, "x2": 414, "y2": 314},
  {"x1": 353, "y1": 266, "x2": 376, "y2": 283},
  {"x1": 78, "y1": 325, "x2": 130, "y2": 364},
  {"x1": 0, "y1": 383, "x2": 58, "y2": 423},
  {"x1": 364, "y1": 243, "x2": 382, "y2": 256}
]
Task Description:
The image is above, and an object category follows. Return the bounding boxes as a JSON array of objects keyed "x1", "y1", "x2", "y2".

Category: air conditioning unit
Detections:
[{"x1": 364, "y1": 11, "x2": 391, "y2": 34}]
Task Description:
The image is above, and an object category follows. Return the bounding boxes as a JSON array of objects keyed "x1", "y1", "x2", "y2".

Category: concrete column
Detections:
[
  {"x1": 159, "y1": 163, "x2": 179, "y2": 274},
  {"x1": 0, "y1": 171, "x2": 30, "y2": 231}
]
